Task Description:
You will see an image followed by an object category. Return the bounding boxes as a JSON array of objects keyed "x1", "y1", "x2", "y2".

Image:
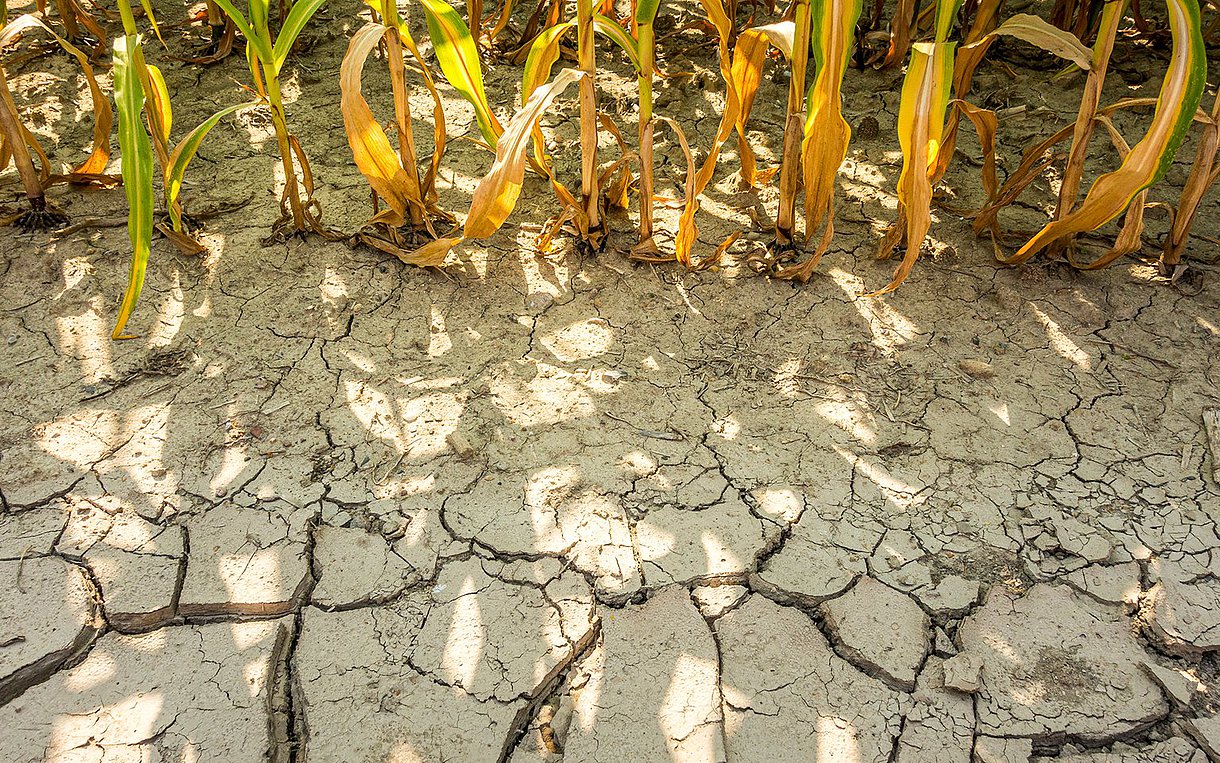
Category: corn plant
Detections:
[
  {"x1": 407, "y1": 2, "x2": 644, "y2": 264},
  {"x1": 973, "y1": 0, "x2": 1205, "y2": 269},
  {"x1": 0, "y1": 13, "x2": 112, "y2": 231},
  {"x1": 870, "y1": 0, "x2": 962, "y2": 295},
  {"x1": 211, "y1": 0, "x2": 329, "y2": 235},
  {"x1": 341, "y1": 0, "x2": 502, "y2": 262},
  {"x1": 712, "y1": 0, "x2": 856, "y2": 275},
  {"x1": 401, "y1": 66, "x2": 590, "y2": 266},
  {"x1": 1162, "y1": 86, "x2": 1220, "y2": 273},
  {"x1": 109, "y1": 0, "x2": 257, "y2": 338}
]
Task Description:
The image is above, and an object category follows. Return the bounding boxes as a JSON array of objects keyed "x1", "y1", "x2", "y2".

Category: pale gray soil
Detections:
[{"x1": 1, "y1": 0, "x2": 1220, "y2": 759}]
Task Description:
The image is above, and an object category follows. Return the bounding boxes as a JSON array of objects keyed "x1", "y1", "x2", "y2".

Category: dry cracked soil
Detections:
[{"x1": 1, "y1": 0, "x2": 1220, "y2": 759}]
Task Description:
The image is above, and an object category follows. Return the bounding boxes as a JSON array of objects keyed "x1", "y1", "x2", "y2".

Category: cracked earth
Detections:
[{"x1": 2, "y1": 0, "x2": 1220, "y2": 759}]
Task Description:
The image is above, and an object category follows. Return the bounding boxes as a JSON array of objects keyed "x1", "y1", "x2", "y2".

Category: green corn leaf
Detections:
[
  {"x1": 419, "y1": 0, "x2": 502, "y2": 147},
  {"x1": 209, "y1": 0, "x2": 273, "y2": 61},
  {"x1": 273, "y1": 0, "x2": 329, "y2": 72},
  {"x1": 593, "y1": 15, "x2": 640, "y2": 72},
  {"x1": 112, "y1": 35, "x2": 156, "y2": 340},
  {"x1": 635, "y1": 0, "x2": 662, "y2": 25},
  {"x1": 165, "y1": 102, "x2": 253, "y2": 231}
]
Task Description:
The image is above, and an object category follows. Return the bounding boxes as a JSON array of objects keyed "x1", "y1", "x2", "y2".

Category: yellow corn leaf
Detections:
[
  {"x1": 672, "y1": 0, "x2": 739, "y2": 266},
  {"x1": 1008, "y1": 0, "x2": 1205, "y2": 264},
  {"x1": 340, "y1": 23, "x2": 426, "y2": 228},
  {"x1": 466, "y1": 67, "x2": 586, "y2": 239},
  {"x1": 871, "y1": 40, "x2": 955, "y2": 296},
  {"x1": 404, "y1": 68, "x2": 588, "y2": 264},
  {"x1": 977, "y1": 13, "x2": 1092, "y2": 71},
  {"x1": 729, "y1": 22, "x2": 793, "y2": 189},
  {"x1": 0, "y1": 14, "x2": 112, "y2": 178},
  {"x1": 800, "y1": 0, "x2": 863, "y2": 241}
]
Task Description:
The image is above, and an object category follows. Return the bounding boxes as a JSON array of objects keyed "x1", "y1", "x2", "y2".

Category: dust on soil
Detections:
[{"x1": 1, "y1": 0, "x2": 1219, "y2": 759}]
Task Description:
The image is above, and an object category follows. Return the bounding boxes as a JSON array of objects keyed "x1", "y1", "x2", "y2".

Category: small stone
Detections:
[
  {"x1": 525, "y1": 291, "x2": 554, "y2": 314},
  {"x1": 446, "y1": 431, "x2": 476, "y2": 459},
  {"x1": 959, "y1": 359, "x2": 995, "y2": 378}
]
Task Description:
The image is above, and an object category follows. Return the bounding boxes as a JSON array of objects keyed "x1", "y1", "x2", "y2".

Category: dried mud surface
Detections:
[{"x1": 1, "y1": 0, "x2": 1219, "y2": 759}]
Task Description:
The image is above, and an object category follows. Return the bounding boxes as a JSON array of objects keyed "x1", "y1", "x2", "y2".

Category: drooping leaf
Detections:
[
  {"x1": 465, "y1": 67, "x2": 586, "y2": 239},
  {"x1": 979, "y1": 13, "x2": 1092, "y2": 70},
  {"x1": 165, "y1": 102, "x2": 252, "y2": 231},
  {"x1": 112, "y1": 34, "x2": 157, "y2": 340},
  {"x1": 729, "y1": 22, "x2": 793, "y2": 188},
  {"x1": 671, "y1": 0, "x2": 740, "y2": 265},
  {"x1": 404, "y1": 68, "x2": 587, "y2": 264},
  {"x1": 340, "y1": 22, "x2": 424, "y2": 227},
  {"x1": 1008, "y1": 0, "x2": 1205, "y2": 264},
  {"x1": 0, "y1": 14, "x2": 113, "y2": 178},
  {"x1": 872, "y1": 39, "x2": 956, "y2": 295}
]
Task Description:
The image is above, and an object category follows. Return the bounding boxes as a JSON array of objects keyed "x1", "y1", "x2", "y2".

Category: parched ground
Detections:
[{"x1": 2, "y1": 0, "x2": 1220, "y2": 760}]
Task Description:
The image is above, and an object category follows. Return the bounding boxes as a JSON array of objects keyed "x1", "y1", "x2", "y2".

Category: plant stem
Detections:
[
  {"x1": 638, "y1": 20, "x2": 654, "y2": 244},
  {"x1": 263, "y1": 59, "x2": 307, "y2": 230},
  {"x1": 1054, "y1": 0, "x2": 1124, "y2": 225},
  {"x1": 576, "y1": 0, "x2": 599, "y2": 233},
  {"x1": 0, "y1": 68, "x2": 44, "y2": 206},
  {"x1": 1163, "y1": 87, "x2": 1220, "y2": 269},
  {"x1": 385, "y1": 24, "x2": 425, "y2": 227},
  {"x1": 114, "y1": 0, "x2": 138, "y2": 36},
  {"x1": 776, "y1": 0, "x2": 811, "y2": 247}
]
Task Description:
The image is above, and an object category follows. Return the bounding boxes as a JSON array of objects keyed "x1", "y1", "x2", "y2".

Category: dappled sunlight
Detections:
[
  {"x1": 827, "y1": 267, "x2": 921, "y2": 352},
  {"x1": 487, "y1": 359, "x2": 597, "y2": 426},
  {"x1": 145, "y1": 271, "x2": 188, "y2": 347},
  {"x1": 659, "y1": 652, "x2": 723, "y2": 761},
  {"x1": 50, "y1": 691, "x2": 164, "y2": 757},
  {"x1": 540, "y1": 317, "x2": 616, "y2": 362},
  {"x1": 55, "y1": 308, "x2": 116, "y2": 381},
  {"x1": 1031, "y1": 303, "x2": 1093, "y2": 370},
  {"x1": 208, "y1": 439, "x2": 251, "y2": 497},
  {"x1": 834, "y1": 445, "x2": 926, "y2": 511},
  {"x1": 815, "y1": 715, "x2": 863, "y2": 763},
  {"x1": 386, "y1": 741, "x2": 426, "y2": 763},
  {"x1": 815, "y1": 394, "x2": 878, "y2": 446},
  {"x1": 4, "y1": 0, "x2": 1216, "y2": 759},
  {"x1": 751, "y1": 486, "x2": 804, "y2": 524},
  {"x1": 988, "y1": 401, "x2": 1011, "y2": 426},
  {"x1": 428, "y1": 304, "x2": 452, "y2": 357},
  {"x1": 440, "y1": 575, "x2": 486, "y2": 691}
]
